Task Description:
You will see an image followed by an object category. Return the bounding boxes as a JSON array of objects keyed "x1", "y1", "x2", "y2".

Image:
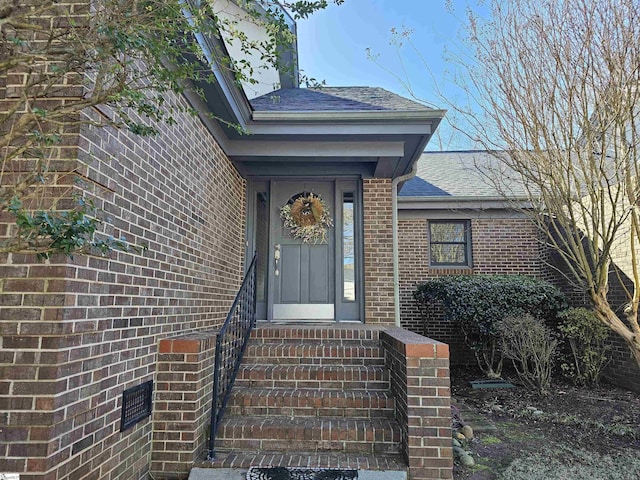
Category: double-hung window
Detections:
[{"x1": 428, "y1": 220, "x2": 471, "y2": 267}]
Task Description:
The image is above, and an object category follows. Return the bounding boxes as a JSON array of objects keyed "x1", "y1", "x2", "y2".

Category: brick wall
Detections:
[
  {"x1": 152, "y1": 332, "x2": 218, "y2": 478},
  {"x1": 0, "y1": 86, "x2": 245, "y2": 479},
  {"x1": 543, "y1": 256, "x2": 640, "y2": 393},
  {"x1": 398, "y1": 216, "x2": 544, "y2": 364},
  {"x1": 363, "y1": 179, "x2": 394, "y2": 325},
  {"x1": 381, "y1": 328, "x2": 452, "y2": 480}
]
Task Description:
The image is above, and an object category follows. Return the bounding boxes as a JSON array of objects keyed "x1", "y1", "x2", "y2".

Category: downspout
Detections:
[{"x1": 391, "y1": 161, "x2": 419, "y2": 327}]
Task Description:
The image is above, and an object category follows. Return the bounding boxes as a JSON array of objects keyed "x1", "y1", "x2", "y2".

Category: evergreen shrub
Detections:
[{"x1": 414, "y1": 275, "x2": 566, "y2": 377}]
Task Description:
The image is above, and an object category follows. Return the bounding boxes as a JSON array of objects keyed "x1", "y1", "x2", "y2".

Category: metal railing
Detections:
[{"x1": 208, "y1": 253, "x2": 257, "y2": 459}]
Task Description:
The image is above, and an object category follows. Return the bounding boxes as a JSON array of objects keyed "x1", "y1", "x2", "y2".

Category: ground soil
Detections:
[{"x1": 451, "y1": 366, "x2": 640, "y2": 480}]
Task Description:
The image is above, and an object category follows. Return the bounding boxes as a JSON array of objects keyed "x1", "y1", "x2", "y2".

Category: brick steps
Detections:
[
  {"x1": 226, "y1": 387, "x2": 395, "y2": 418},
  {"x1": 202, "y1": 450, "x2": 407, "y2": 471},
  {"x1": 215, "y1": 416, "x2": 401, "y2": 454},
  {"x1": 242, "y1": 342, "x2": 385, "y2": 365},
  {"x1": 250, "y1": 325, "x2": 385, "y2": 342},
  {"x1": 234, "y1": 364, "x2": 389, "y2": 390},
  {"x1": 205, "y1": 325, "x2": 406, "y2": 472}
]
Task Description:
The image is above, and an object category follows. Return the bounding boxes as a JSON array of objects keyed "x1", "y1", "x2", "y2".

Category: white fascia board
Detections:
[{"x1": 227, "y1": 140, "x2": 405, "y2": 157}]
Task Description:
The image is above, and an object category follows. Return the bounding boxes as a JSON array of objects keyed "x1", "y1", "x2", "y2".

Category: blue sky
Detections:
[{"x1": 296, "y1": 0, "x2": 487, "y2": 150}]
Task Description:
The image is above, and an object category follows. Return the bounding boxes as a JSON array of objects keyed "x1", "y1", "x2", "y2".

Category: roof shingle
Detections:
[
  {"x1": 250, "y1": 86, "x2": 434, "y2": 112},
  {"x1": 399, "y1": 151, "x2": 528, "y2": 198}
]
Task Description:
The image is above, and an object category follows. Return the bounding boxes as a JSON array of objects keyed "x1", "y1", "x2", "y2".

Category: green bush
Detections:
[
  {"x1": 557, "y1": 307, "x2": 610, "y2": 386},
  {"x1": 497, "y1": 314, "x2": 558, "y2": 393},
  {"x1": 414, "y1": 275, "x2": 566, "y2": 378}
]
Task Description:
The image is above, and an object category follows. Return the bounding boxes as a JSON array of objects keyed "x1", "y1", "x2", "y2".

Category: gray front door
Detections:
[{"x1": 270, "y1": 181, "x2": 335, "y2": 320}]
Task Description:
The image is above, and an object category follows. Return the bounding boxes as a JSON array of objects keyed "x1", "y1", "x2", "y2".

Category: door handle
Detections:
[{"x1": 274, "y1": 244, "x2": 280, "y2": 276}]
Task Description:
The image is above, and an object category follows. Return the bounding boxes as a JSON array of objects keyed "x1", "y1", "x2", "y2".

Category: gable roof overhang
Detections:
[
  {"x1": 232, "y1": 109, "x2": 445, "y2": 178},
  {"x1": 186, "y1": 32, "x2": 445, "y2": 179}
]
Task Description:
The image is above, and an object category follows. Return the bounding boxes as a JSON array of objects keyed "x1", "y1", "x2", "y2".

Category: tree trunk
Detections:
[{"x1": 592, "y1": 294, "x2": 640, "y2": 369}]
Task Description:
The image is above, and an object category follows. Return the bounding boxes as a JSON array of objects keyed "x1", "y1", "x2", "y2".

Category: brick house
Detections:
[
  {"x1": 397, "y1": 150, "x2": 640, "y2": 392},
  {"x1": 397, "y1": 151, "x2": 543, "y2": 363},
  {"x1": 0, "y1": 2, "x2": 453, "y2": 480}
]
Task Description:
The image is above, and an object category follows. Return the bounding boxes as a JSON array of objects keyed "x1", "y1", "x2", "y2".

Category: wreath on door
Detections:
[{"x1": 280, "y1": 192, "x2": 333, "y2": 244}]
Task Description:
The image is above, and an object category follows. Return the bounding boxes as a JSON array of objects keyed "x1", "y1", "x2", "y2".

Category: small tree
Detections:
[
  {"x1": 445, "y1": 0, "x2": 640, "y2": 368},
  {"x1": 0, "y1": 0, "x2": 337, "y2": 258}
]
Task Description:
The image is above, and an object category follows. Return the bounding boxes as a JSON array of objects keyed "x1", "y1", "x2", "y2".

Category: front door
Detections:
[{"x1": 270, "y1": 181, "x2": 335, "y2": 320}]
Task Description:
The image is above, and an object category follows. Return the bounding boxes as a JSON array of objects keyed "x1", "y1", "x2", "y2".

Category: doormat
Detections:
[{"x1": 247, "y1": 467, "x2": 358, "y2": 480}]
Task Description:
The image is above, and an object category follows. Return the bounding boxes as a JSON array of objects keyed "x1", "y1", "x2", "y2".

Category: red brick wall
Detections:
[
  {"x1": 0, "y1": 89, "x2": 245, "y2": 478},
  {"x1": 398, "y1": 216, "x2": 544, "y2": 364},
  {"x1": 381, "y1": 328, "x2": 452, "y2": 480},
  {"x1": 363, "y1": 179, "x2": 394, "y2": 325},
  {"x1": 152, "y1": 332, "x2": 218, "y2": 478}
]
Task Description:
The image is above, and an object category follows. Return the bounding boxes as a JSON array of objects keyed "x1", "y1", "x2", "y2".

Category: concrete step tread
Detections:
[{"x1": 190, "y1": 468, "x2": 407, "y2": 480}]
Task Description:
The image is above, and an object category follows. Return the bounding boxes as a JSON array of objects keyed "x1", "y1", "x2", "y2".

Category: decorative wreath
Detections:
[{"x1": 280, "y1": 192, "x2": 333, "y2": 244}]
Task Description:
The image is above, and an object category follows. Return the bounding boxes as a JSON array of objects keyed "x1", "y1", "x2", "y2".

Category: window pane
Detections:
[
  {"x1": 255, "y1": 192, "x2": 268, "y2": 301},
  {"x1": 429, "y1": 221, "x2": 470, "y2": 266},
  {"x1": 430, "y1": 244, "x2": 466, "y2": 265},
  {"x1": 343, "y1": 193, "x2": 356, "y2": 302},
  {"x1": 430, "y1": 222, "x2": 466, "y2": 242}
]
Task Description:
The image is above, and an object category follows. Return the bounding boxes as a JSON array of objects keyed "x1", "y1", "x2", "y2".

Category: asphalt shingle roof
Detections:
[
  {"x1": 250, "y1": 87, "x2": 433, "y2": 112},
  {"x1": 399, "y1": 151, "x2": 528, "y2": 198}
]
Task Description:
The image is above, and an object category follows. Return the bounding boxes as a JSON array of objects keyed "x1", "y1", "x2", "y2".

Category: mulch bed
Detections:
[{"x1": 450, "y1": 365, "x2": 640, "y2": 479}]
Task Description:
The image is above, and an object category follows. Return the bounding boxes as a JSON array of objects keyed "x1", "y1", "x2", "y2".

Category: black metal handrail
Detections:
[{"x1": 208, "y1": 253, "x2": 257, "y2": 459}]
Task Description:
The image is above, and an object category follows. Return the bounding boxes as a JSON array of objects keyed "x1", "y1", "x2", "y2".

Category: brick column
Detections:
[
  {"x1": 363, "y1": 179, "x2": 395, "y2": 324},
  {"x1": 381, "y1": 327, "x2": 453, "y2": 480},
  {"x1": 151, "y1": 332, "x2": 217, "y2": 479}
]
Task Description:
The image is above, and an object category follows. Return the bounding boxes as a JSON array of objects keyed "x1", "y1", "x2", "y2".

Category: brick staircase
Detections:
[{"x1": 205, "y1": 324, "x2": 407, "y2": 471}]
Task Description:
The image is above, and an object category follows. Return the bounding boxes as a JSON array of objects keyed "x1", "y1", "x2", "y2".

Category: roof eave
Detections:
[
  {"x1": 252, "y1": 109, "x2": 447, "y2": 122},
  {"x1": 398, "y1": 196, "x2": 533, "y2": 210}
]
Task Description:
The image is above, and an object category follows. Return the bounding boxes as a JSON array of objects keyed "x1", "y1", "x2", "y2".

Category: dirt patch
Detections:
[{"x1": 451, "y1": 366, "x2": 640, "y2": 479}]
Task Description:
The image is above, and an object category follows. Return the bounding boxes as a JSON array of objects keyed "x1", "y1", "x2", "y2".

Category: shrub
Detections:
[
  {"x1": 557, "y1": 307, "x2": 610, "y2": 386},
  {"x1": 497, "y1": 314, "x2": 558, "y2": 393},
  {"x1": 414, "y1": 275, "x2": 566, "y2": 378}
]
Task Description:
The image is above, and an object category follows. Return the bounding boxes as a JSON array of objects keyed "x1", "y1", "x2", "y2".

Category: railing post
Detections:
[{"x1": 207, "y1": 334, "x2": 223, "y2": 459}]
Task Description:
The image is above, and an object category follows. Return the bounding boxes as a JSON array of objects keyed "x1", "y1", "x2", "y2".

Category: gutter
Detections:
[
  {"x1": 397, "y1": 196, "x2": 534, "y2": 212},
  {"x1": 252, "y1": 110, "x2": 447, "y2": 122},
  {"x1": 391, "y1": 161, "x2": 419, "y2": 327}
]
